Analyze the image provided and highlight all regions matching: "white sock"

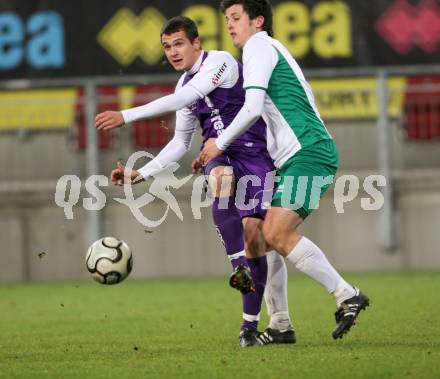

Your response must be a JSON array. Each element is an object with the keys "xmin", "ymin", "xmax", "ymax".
[
  {"xmin": 264, "ymin": 250, "xmax": 292, "ymax": 330},
  {"xmin": 286, "ymin": 237, "xmax": 356, "ymax": 305}
]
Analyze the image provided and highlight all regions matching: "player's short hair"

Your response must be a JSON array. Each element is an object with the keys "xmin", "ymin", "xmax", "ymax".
[
  {"xmin": 160, "ymin": 16, "xmax": 199, "ymax": 42},
  {"xmin": 220, "ymin": 0, "xmax": 273, "ymax": 37}
]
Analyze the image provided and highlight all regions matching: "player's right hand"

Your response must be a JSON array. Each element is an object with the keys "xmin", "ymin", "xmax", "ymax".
[{"xmin": 95, "ymin": 111, "xmax": 125, "ymax": 130}]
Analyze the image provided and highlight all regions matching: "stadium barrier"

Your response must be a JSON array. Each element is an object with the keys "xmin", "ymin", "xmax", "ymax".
[{"xmin": 1, "ymin": 67, "xmax": 440, "ymax": 281}]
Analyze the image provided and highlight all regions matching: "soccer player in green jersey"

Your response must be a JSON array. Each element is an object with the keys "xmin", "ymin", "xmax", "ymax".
[{"xmin": 200, "ymin": 0, "xmax": 369, "ymax": 340}]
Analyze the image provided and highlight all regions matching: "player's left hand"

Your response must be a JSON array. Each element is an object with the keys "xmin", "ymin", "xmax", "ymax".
[
  {"xmin": 111, "ymin": 162, "xmax": 144, "ymax": 186},
  {"xmin": 200, "ymin": 138, "xmax": 223, "ymax": 165}
]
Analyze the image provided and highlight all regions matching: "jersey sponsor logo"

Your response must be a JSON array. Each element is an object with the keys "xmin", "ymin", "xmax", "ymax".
[
  {"xmin": 204, "ymin": 97, "xmax": 225, "ymax": 135},
  {"xmin": 211, "ymin": 62, "xmax": 227, "ymax": 86},
  {"xmin": 189, "ymin": 101, "xmax": 198, "ymax": 112}
]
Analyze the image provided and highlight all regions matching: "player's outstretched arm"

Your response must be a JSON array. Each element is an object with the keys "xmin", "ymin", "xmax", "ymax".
[
  {"xmin": 95, "ymin": 85, "xmax": 201, "ymax": 131},
  {"xmin": 121, "ymin": 86, "xmax": 201, "ymax": 125}
]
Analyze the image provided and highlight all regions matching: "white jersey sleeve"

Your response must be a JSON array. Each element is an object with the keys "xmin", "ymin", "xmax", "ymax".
[
  {"xmin": 242, "ymin": 35, "xmax": 278, "ymax": 91},
  {"xmin": 185, "ymin": 51, "xmax": 239, "ymax": 97},
  {"xmin": 215, "ymin": 35, "xmax": 277, "ymax": 150},
  {"xmin": 121, "ymin": 80, "xmax": 200, "ymax": 124},
  {"xmin": 137, "ymin": 106, "xmax": 197, "ymax": 179},
  {"xmin": 121, "ymin": 52, "xmax": 239, "ymax": 124}
]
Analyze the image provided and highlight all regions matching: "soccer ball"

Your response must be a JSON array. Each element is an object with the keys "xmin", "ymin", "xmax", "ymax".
[{"xmin": 85, "ymin": 237, "xmax": 133, "ymax": 285}]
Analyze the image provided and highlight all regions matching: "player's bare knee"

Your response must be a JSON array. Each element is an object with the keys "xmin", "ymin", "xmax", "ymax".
[
  {"xmin": 263, "ymin": 222, "xmax": 286, "ymax": 252},
  {"xmin": 244, "ymin": 240, "xmax": 258, "ymax": 258},
  {"xmin": 263, "ymin": 220, "xmax": 303, "ymax": 256},
  {"xmin": 208, "ymin": 166, "xmax": 235, "ymax": 197},
  {"xmin": 262, "ymin": 222, "xmax": 282, "ymax": 251},
  {"xmin": 243, "ymin": 218, "xmax": 265, "ymax": 257},
  {"xmin": 244, "ymin": 231, "xmax": 261, "ymax": 256}
]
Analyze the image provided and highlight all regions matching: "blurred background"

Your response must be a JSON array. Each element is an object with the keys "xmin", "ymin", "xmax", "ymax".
[{"xmin": 0, "ymin": 0, "xmax": 439, "ymax": 283}]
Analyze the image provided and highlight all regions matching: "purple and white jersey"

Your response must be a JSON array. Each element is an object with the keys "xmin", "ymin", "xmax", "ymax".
[{"xmin": 176, "ymin": 51, "xmax": 268, "ymax": 154}]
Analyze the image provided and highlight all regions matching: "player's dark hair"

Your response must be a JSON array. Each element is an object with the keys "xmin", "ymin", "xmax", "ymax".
[
  {"xmin": 220, "ymin": 0, "xmax": 273, "ymax": 37},
  {"xmin": 160, "ymin": 16, "xmax": 199, "ymax": 42}
]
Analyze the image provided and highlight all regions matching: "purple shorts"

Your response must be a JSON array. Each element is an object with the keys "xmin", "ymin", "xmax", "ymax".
[{"xmin": 203, "ymin": 150, "xmax": 275, "ymax": 219}]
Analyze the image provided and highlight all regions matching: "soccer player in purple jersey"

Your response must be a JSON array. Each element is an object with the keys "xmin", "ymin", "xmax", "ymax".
[{"xmin": 95, "ymin": 16, "xmax": 294, "ymax": 347}]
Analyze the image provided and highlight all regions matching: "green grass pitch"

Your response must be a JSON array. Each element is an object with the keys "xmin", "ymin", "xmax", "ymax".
[{"xmin": 1, "ymin": 272, "xmax": 439, "ymax": 379}]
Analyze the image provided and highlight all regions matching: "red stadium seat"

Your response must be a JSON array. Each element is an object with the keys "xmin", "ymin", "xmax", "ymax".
[
  {"xmin": 131, "ymin": 84, "xmax": 175, "ymax": 149},
  {"xmin": 75, "ymin": 87, "xmax": 116, "ymax": 150},
  {"xmin": 403, "ymin": 75, "xmax": 440, "ymax": 140}
]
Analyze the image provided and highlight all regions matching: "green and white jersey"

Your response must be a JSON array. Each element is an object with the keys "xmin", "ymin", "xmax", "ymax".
[{"xmin": 243, "ymin": 31, "xmax": 331, "ymax": 168}]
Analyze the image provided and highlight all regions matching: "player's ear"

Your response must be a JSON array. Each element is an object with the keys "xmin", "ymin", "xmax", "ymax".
[{"xmin": 254, "ymin": 15, "xmax": 265, "ymax": 30}]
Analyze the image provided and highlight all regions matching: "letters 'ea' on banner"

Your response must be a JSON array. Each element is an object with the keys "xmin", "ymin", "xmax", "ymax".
[{"xmin": 0, "ymin": 0, "xmax": 439, "ymax": 78}]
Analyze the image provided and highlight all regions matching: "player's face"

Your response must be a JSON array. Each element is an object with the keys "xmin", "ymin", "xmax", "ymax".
[
  {"xmin": 161, "ymin": 31, "xmax": 201, "ymax": 72},
  {"xmin": 224, "ymin": 4, "xmax": 262, "ymax": 48}
]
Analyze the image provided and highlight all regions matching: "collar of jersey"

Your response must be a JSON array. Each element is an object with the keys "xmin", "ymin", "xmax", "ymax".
[
  {"xmin": 255, "ymin": 31, "xmax": 268, "ymax": 37},
  {"xmin": 187, "ymin": 51, "xmax": 205, "ymax": 75},
  {"xmin": 245, "ymin": 31, "xmax": 268, "ymax": 46}
]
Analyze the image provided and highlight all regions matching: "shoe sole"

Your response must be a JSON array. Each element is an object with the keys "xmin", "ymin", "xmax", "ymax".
[
  {"xmin": 239, "ymin": 341, "xmax": 263, "ymax": 348},
  {"xmin": 258, "ymin": 330, "xmax": 297, "ymax": 345},
  {"xmin": 332, "ymin": 294, "xmax": 370, "ymax": 339},
  {"xmin": 268, "ymin": 337, "xmax": 296, "ymax": 345},
  {"xmin": 229, "ymin": 271, "xmax": 254, "ymax": 294},
  {"xmin": 274, "ymin": 337, "xmax": 296, "ymax": 344}
]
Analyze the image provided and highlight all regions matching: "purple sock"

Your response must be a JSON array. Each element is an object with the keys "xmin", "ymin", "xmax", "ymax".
[
  {"xmin": 212, "ymin": 197, "xmax": 246, "ymax": 269},
  {"xmin": 241, "ymin": 255, "xmax": 268, "ymax": 331},
  {"xmin": 212, "ymin": 197, "xmax": 264, "ymax": 332}
]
